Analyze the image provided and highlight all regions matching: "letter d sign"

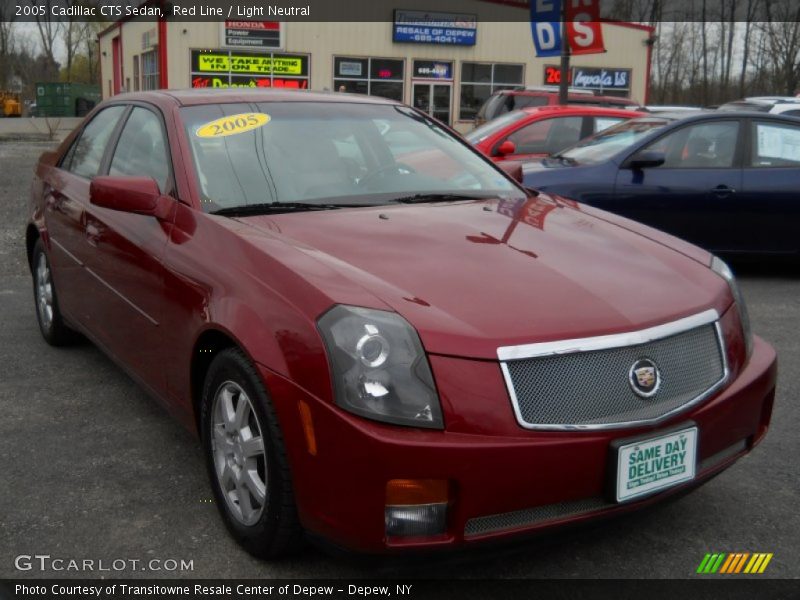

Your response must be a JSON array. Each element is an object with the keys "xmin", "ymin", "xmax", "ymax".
[{"xmin": 530, "ymin": 0, "xmax": 562, "ymax": 57}]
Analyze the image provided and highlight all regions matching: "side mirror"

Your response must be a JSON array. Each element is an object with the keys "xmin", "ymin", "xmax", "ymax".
[
  {"xmin": 495, "ymin": 140, "xmax": 517, "ymax": 156},
  {"xmin": 624, "ymin": 150, "xmax": 666, "ymax": 170},
  {"xmin": 90, "ymin": 176, "xmax": 171, "ymax": 219},
  {"xmin": 497, "ymin": 160, "xmax": 523, "ymax": 183}
]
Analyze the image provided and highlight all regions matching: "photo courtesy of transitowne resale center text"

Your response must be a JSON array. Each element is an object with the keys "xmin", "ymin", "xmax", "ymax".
[{"xmin": 0, "ymin": 0, "xmax": 798, "ymax": 598}]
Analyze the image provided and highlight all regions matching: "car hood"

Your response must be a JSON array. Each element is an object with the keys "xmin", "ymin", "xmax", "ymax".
[{"xmin": 237, "ymin": 196, "xmax": 728, "ymax": 360}]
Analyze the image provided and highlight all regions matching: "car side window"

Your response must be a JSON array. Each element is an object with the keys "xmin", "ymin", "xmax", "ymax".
[
  {"xmin": 65, "ymin": 106, "xmax": 126, "ymax": 178},
  {"xmin": 750, "ymin": 121, "xmax": 800, "ymax": 167},
  {"xmin": 643, "ymin": 121, "xmax": 739, "ymax": 168},
  {"xmin": 507, "ymin": 116, "xmax": 582, "ymax": 155},
  {"xmin": 594, "ymin": 117, "xmax": 625, "ymax": 133},
  {"xmin": 109, "ymin": 107, "xmax": 170, "ymax": 191}
]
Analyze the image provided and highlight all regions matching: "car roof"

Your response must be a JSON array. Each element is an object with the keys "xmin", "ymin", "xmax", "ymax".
[
  {"xmin": 744, "ymin": 96, "xmax": 800, "ymax": 104},
  {"xmin": 520, "ymin": 105, "xmax": 645, "ymax": 116},
  {"xmin": 104, "ymin": 88, "xmax": 401, "ymax": 107},
  {"xmin": 495, "ymin": 88, "xmax": 637, "ymax": 103},
  {"xmin": 631, "ymin": 110, "xmax": 800, "ymax": 124},
  {"xmin": 643, "ymin": 105, "xmax": 702, "ymax": 112}
]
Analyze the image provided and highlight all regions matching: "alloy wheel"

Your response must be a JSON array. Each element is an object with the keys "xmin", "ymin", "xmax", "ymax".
[
  {"xmin": 36, "ymin": 252, "xmax": 54, "ymax": 331},
  {"xmin": 211, "ymin": 381, "xmax": 268, "ymax": 526}
]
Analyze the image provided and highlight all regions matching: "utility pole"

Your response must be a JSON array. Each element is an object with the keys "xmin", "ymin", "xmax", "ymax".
[{"xmin": 558, "ymin": 1, "xmax": 570, "ymax": 105}]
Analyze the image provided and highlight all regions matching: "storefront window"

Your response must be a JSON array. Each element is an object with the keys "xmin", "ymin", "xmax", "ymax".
[
  {"xmin": 334, "ymin": 56, "xmax": 404, "ymax": 102},
  {"xmin": 459, "ymin": 62, "xmax": 524, "ymax": 121},
  {"xmin": 141, "ymin": 50, "xmax": 159, "ymax": 91},
  {"xmin": 190, "ymin": 50, "xmax": 310, "ymax": 90}
]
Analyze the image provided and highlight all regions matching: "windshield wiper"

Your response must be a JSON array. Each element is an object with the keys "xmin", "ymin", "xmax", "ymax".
[
  {"xmin": 392, "ymin": 193, "xmax": 499, "ymax": 204},
  {"xmin": 210, "ymin": 202, "xmax": 347, "ymax": 216}
]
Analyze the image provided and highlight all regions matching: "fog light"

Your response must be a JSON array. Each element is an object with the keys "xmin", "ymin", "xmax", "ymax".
[
  {"xmin": 385, "ymin": 479, "xmax": 449, "ymax": 537},
  {"xmin": 385, "ymin": 504, "xmax": 447, "ymax": 537}
]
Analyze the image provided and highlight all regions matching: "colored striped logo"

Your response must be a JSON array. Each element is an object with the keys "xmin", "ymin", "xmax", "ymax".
[{"xmin": 697, "ymin": 552, "xmax": 773, "ymax": 574}]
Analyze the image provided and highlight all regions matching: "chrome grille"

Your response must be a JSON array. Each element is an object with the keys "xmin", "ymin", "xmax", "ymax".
[{"xmin": 499, "ymin": 311, "xmax": 727, "ymax": 430}]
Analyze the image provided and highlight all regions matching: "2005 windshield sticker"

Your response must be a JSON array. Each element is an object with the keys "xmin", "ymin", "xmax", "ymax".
[{"xmin": 196, "ymin": 113, "xmax": 270, "ymax": 138}]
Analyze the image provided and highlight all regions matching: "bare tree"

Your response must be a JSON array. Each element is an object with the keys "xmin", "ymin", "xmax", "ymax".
[
  {"xmin": 29, "ymin": 0, "xmax": 62, "ymax": 72},
  {"xmin": 0, "ymin": 4, "xmax": 17, "ymax": 88},
  {"xmin": 759, "ymin": 1, "xmax": 800, "ymax": 95},
  {"xmin": 700, "ymin": 1, "xmax": 709, "ymax": 105},
  {"xmin": 62, "ymin": 1, "xmax": 104, "ymax": 82},
  {"xmin": 739, "ymin": 0, "xmax": 761, "ymax": 96}
]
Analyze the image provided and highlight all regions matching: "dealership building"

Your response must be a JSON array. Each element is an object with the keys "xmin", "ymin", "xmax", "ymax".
[{"xmin": 98, "ymin": 1, "xmax": 652, "ymax": 131}]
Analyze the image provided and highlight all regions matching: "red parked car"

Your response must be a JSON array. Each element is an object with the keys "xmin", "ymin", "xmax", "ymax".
[
  {"xmin": 27, "ymin": 90, "xmax": 776, "ymax": 558},
  {"xmin": 473, "ymin": 87, "xmax": 640, "ymax": 126},
  {"xmin": 466, "ymin": 105, "xmax": 647, "ymax": 163}
]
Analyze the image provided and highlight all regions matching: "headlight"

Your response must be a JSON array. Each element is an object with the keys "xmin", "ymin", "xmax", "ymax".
[
  {"xmin": 317, "ymin": 305, "xmax": 443, "ymax": 429},
  {"xmin": 711, "ymin": 256, "xmax": 752, "ymax": 359}
]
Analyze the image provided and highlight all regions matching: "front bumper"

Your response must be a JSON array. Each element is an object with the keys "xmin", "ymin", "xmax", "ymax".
[{"xmin": 260, "ymin": 334, "xmax": 776, "ymax": 555}]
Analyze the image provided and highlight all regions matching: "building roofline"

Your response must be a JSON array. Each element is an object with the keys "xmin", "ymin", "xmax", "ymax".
[{"xmin": 98, "ymin": 0, "xmax": 656, "ymax": 39}]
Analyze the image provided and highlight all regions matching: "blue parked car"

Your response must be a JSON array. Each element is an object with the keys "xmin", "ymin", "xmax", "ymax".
[{"xmin": 522, "ymin": 111, "xmax": 800, "ymax": 255}]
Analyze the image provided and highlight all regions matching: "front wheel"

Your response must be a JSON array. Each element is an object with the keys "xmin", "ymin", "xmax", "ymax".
[{"xmin": 200, "ymin": 348, "xmax": 303, "ymax": 558}]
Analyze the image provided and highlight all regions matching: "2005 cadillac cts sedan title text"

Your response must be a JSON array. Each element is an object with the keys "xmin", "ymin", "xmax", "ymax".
[{"xmin": 26, "ymin": 89, "xmax": 776, "ymax": 558}]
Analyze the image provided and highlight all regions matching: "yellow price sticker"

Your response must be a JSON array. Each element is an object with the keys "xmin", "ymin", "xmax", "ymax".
[{"xmin": 196, "ymin": 113, "xmax": 271, "ymax": 138}]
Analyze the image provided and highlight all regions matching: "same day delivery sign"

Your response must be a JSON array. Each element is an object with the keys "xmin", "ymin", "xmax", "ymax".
[{"xmin": 530, "ymin": 0, "xmax": 605, "ymax": 57}]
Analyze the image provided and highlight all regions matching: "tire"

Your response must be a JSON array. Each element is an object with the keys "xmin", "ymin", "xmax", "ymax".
[
  {"xmin": 200, "ymin": 348, "xmax": 303, "ymax": 558},
  {"xmin": 32, "ymin": 238, "xmax": 79, "ymax": 346}
]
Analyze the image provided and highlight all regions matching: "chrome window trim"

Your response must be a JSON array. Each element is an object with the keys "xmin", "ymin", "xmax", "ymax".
[{"xmin": 499, "ymin": 309, "xmax": 729, "ymax": 431}]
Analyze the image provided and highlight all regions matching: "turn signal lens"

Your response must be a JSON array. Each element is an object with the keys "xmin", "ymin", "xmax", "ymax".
[{"xmin": 386, "ymin": 479, "xmax": 449, "ymax": 505}]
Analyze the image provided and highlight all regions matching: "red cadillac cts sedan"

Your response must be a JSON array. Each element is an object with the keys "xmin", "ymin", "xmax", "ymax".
[{"xmin": 27, "ymin": 90, "xmax": 776, "ymax": 558}]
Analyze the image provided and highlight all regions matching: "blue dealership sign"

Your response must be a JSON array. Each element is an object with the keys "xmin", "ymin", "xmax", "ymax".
[
  {"xmin": 393, "ymin": 10, "xmax": 477, "ymax": 46},
  {"xmin": 530, "ymin": 0, "xmax": 562, "ymax": 57}
]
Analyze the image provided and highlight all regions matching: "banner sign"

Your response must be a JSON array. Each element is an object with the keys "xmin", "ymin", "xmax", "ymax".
[
  {"xmin": 191, "ymin": 50, "xmax": 309, "ymax": 89},
  {"xmin": 544, "ymin": 65, "xmax": 631, "ymax": 91},
  {"xmin": 530, "ymin": 0, "xmax": 562, "ymax": 57},
  {"xmin": 393, "ymin": 10, "xmax": 477, "ymax": 46},
  {"xmin": 191, "ymin": 75, "xmax": 309, "ymax": 89},
  {"xmin": 192, "ymin": 51, "xmax": 308, "ymax": 75},
  {"xmin": 573, "ymin": 66, "xmax": 630, "ymax": 90},
  {"xmin": 530, "ymin": 0, "xmax": 605, "ymax": 57},
  {"xmin": 222, "ymin": 21, "xmax": 282, "ymax": 49}
]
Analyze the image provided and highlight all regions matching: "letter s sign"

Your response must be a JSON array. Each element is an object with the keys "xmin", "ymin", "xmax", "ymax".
[{"xmin": 566, "ymin": 0, "xmax": 605, "ymax": 55}]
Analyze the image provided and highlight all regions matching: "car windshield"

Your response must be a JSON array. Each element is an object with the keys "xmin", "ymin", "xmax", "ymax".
[
  {"xmin": 558, "ymin": 118, "xmax": 670, "ymax": 165},
  {"xmin": 181, "ymin": 101, "xmax": 523, "ymax": 213},
  {"xmin": 465, "ymin": 110, "xmax": 529, "ymax": 144}
]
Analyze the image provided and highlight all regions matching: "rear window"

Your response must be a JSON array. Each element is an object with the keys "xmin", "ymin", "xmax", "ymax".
[
  {"xmin": 480, "ymin": 94, "xmax": 548, "ymax": 122},
  {"xmin": 476, "ymin": 94, "xmax": 504, "ymax": 122}
]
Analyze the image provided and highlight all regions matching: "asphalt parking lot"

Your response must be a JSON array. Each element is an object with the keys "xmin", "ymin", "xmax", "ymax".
[{"xmin": 0, "ymin": 140, "xmax": 798, "ymax": 580}]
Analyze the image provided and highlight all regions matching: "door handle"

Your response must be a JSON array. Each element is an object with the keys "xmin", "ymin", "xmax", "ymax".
[
  {"xmin": 711, "ymin": 185, "xmax": 736, "ymax": 198},
  {"xmin": 46, "ymin": 189, "xmax": 65, "ymax": 210},
  {"xmin": 85, "ymin": 222, "xmax": 102, "ymax": 247}
]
